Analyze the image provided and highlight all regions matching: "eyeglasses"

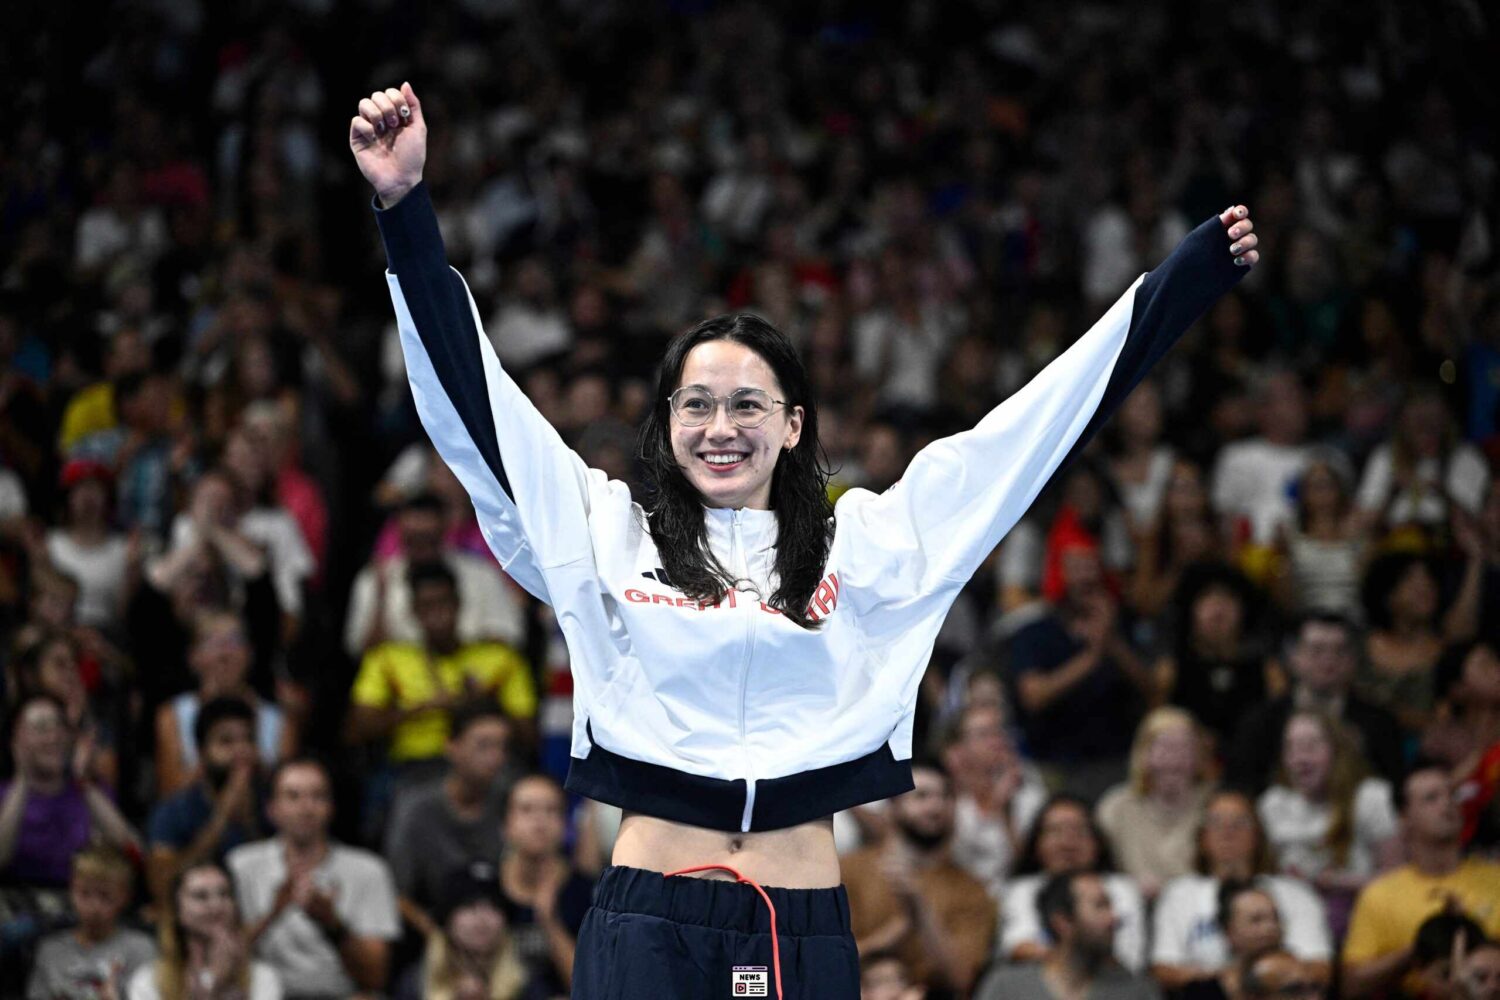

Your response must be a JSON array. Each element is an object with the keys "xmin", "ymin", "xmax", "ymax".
[{"xmin": 668, "ymin": 387, "xmax": 787, "ymax": 429}]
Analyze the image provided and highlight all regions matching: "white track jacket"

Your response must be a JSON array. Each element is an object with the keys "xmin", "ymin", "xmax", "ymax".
[{"xmin": 376, "ymin": 184, "xmax": 1245, "ymax": 832}]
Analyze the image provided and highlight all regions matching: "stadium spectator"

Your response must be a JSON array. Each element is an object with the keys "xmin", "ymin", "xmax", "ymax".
[
  {"xmin": 495, "ymin": 775, "xmax": 592, "ymax": 997},
  {"xmin": 1152, "ymin": 790, "xmax": 1331, "ymax": 989},
  {"xmin": 1359, "ymin": 552, "xmax": 1447, "ymax": 733},
  {"xmin": 384, "ymin": 702, "xmax": 516, "ymax": 938},
  {"xmin": 1227, "ymin": 613, "xmax": 1404, "ymax": 792},
  {"xmin": 1257, "ymin": 711, "xmax": 1398, "ymax": 933},
  {"xmin": 1270, "ymin": 449, "xmax": 1369, "ymax": 621},
  {"xmin": 1011, "ymin": 544, "xmax": 1151, "ymax": 800},
  {"xmin": 841, "ymin": 759, "xmax": 997, "ymax": 996},
  {"xmin": 976, "ymin": 870, "xmax": 1162, "ymax": 1000},
  {"xmin": 343, "ymin": 493, "xmax": 524, "ymax": 659},
  {"xmin": 126, "ymin": 861, "xmax": 281, "ymax": 1000},
  {"xmin": 1342, "ymin": 764, "xmax": 1500, "ymax": 998},
  {"xmin": 154, "ymin": 607, "xmax": 296, "ymax": 797},
  {"xmin": 230, "ymin": 758, "xmax": 399, "ymax": 999},
  {"xmin": 346, "ymin": 559, "xmax": 534, "ymax": 843},
  {"xmin": 1171, "ymin": 881, "xmax": 1289, "ymax": 1000},
  {"xmin": 45, "ymin": 459, "xmax": 132, "ymax": 633},
  {"xmin": 0, "ymin": 693, "xmax": 139, "ymax": 890},
  {"xmin": 1356, "ymin": 388, "xmax": 1489, "ymax": 546},
  {"xmin": 1128, "ymin": 459, "xmax": 1223, "ymax": 621},
  {"xmin": 939, "ymin": 699, "xmax": 1049, "ymax": 895},
  {"xmin": 25, "ymin": 846, "xmax": 156, "ymax": 1000},
  {"xmin": 1151, "ymin": 567, "xmax": 1270, "ymax": 745},
  {"xmin": 1002, "ymin": 794, "xmax": 1148, "ymax": 972},
  {"xmin": 1209, "ymin": 370, "xmax": 1312, "ymax": 547},
  {"xmin": 146, "ymin": 697, "xmax": 263, "ymax": 904},
  {"xmin": 391, "ymin": 861, "xmax": 543, "ymax": 1000},
  {"xmin": 1097, "ymin": 707, "xmax": 1214, "ymax": 898}
]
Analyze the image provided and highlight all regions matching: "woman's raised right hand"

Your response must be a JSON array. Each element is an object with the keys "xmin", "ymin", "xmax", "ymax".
[{"xmin": 349, "ymin": 82, "xmax": 427, "ymax": 208}]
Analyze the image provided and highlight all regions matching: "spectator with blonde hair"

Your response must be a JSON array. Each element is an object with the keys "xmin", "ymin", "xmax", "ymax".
[
  {"xmin": 1097, "ymin": 707, "xmax": 1215, "ymax": 898},
  {"xmin": 393, "ymin": 861, "xmax": 543, "ymax": 1000},
  {"xmin": 1257, "ymin": 711, "xmax": 1398, "ymax": 936},
  {"xmin": 126, "ymin": 861, "xmax": 281, "ymax": 1000},
  {"xmin": 26, "ymin": 846, "xmax": 156, "ymax": 1000}
]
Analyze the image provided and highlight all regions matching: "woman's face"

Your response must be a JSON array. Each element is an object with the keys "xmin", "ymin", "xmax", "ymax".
[
  {"xmin": 190, "ymin": 617, "xmax": 251, "ymax": 693},
  {"xmin": 1036, "ymin": 802, "xmax": 1098, "ymax": 873},
  {"xmin": 1225, "ymin": 890, "xmax": 1283, "ymax": 957},
  {"xmin": 67, "ymin": 479, "xmax": 109, "ymax": 526},
  {"xmin": 1300, "ymin": 463, "xmax": 1344, "ymax": 516},
  {"xmin": 1165, "ymin": 462, "xmax": 1207, "ymax": 520},
  {"xmin": 1146, "ymin": 722, "xmax": 1199, "ymax": 788},
  {"xmin": 1390, "ymin": 563, "xmax": 1439, "ymax": 623},
  {"xmin": 448, "ymin": 900, "xmax": 505, "ymax": 955},
  {"xmin": 37, "ymin": 641, "xmax": 84, "ymax": 704},
  {"xmin": 1201, "ymin": 794, "xmax": 1258, "ymax": 870},
  {"xmin": 1282, "ymin": 716, "xmax": 1333, "ymax": 796},
  {"xmin": 1462, "ymin": 644, "xmax": 1500, "ymax": 704},
  {"xmin": 668, "ymin": 340, "xmax": 803, "ymax": 511},
  {"xmin": 177, "ymin": 867, "xmax": 236, "ymax": 937},
  {"xmin": 1118, "ymin": 382, "xmax": 1163, "ymax": 442},
  {"xmin": 1191, "ymin": 587, "xmax": 1243, "ymax": 643}
]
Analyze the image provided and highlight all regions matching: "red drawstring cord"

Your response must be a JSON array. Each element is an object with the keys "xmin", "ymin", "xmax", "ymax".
[{"xmin": 663, "ymin": 864, "xmax": 783, "ymax": 1000}]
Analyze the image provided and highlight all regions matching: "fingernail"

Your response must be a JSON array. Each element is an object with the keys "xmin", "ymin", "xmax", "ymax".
[
  {"xmin": 399, "ymin": 106, "xmax": 411, "ymax": 119},
  {"xmin": 1236, "ymin": 207, "xmax": 1247, "ymax": 217},
  {"xmin": 387, "ymin": 116, "xmax": 398, "ymax": 127},
  {"xmin": 375, "ymin": 120, "xmax": 386, "ymax": 134},
  {"xmin": 1235, "ymin": 256, "xmax": 1246, "ymax": 266},
  {"xmin": 1229, "ymin": 226, "xmax": 1241, "ymax": 237},
  {"xmin": 1231, "ymin": 243, "xmax": 1242, "ymax": 255}
]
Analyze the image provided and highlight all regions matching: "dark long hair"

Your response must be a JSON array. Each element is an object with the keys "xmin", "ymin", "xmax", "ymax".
[{"xmin": 638, "ymin": 314, "xmax": 835, "ymax": 629}]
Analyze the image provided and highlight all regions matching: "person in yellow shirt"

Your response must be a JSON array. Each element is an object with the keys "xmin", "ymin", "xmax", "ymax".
[
  {"xmin": 347, "ymin": 560, "xmax": 535, "ymax": 776},
  {"xmin": 1342, "ymin": 764, "xmax": 1500, "ymax": 998}
]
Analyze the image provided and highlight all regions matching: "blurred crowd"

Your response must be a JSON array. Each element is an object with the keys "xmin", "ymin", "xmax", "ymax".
[{"xmin": 0, "ymin": 0, "xmax": 1497, "ymax": 997}]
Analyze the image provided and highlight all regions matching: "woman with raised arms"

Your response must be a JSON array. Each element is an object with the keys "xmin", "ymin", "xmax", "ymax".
[{"xmin": 348, "ymin": 81, "xmax": 1261, "ymax": 999}]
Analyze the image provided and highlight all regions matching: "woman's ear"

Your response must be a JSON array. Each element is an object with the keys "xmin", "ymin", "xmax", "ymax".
[{"xmin": 784, "ymin": 405, "xmax": 804, "ymax": 451}]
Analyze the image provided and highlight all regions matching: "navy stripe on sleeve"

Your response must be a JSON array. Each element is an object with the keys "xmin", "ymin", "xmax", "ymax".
[
  {"xmin": 1050, "ymin": 214, "xmax": 1247, "ymax": 480},
  {"xmin": 374, "ymin": 182, "xmax": 514, "ymax": 500}
]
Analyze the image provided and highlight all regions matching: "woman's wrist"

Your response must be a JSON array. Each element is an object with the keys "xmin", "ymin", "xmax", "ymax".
[{"xmin": 377, "ymin": 180, "xmax": 419, "ymax": 209}]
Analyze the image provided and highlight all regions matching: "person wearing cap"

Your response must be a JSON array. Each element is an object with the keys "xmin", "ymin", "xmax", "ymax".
[
  {"xmin": 393, "ymin": 862, "xmax": 545, "ymax": 1000},
  {"xmin": 47, "ymin": 458, "xmax": 134, "ymax": 633}
]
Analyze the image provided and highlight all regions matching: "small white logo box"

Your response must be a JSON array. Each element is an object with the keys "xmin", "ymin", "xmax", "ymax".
[{"xmin": 731, "ymin": 966, "xmax": 769, "ymax": 996}]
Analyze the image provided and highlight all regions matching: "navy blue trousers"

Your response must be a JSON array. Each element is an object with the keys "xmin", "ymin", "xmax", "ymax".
[{"xmin": 572, "ymin": 865, "xmax": 860, "ymax": 999}]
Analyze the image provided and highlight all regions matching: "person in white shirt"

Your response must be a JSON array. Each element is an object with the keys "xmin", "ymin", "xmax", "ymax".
[
  {"xmin": 1003, "ymin": 794, "xmax": 1148, "ymax": 972},
  {"xmin": 46, "ymin": 459, "xmax": 131, "ymax": 631},
  {"xmin": 229, "ymin": 759, "xmax": 400, "ymax": 999},
  {"xmin": 1152, "ymin": 789, "xmax": 1331, "ymax": 989},
  {"xmin": 939, "ymin": 700, "xmax": 1049, "ymax": 896},
  {"xmin": 343, "ymin": 492, "xmax": 524, "ymax": 657},
  {"xmin": 1356, "ymin": 387, "xmax": 1490, "ymax": 537},
  {"xmin": 1210, "ymin": 370, "xmax": 1311, "ymax": 545},
  {"xmin": 128, "ymin": 862, "xmax": 282, "ymax": 1000},
  {"xmin": 1257, "ymin": 711, "xmax": 1399, "ymax": 906}
]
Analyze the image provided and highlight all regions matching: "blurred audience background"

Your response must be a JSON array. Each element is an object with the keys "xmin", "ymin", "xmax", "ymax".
[{"xmin": 0, "ymin": 0, "xmax": 1496, "ymax": 997}]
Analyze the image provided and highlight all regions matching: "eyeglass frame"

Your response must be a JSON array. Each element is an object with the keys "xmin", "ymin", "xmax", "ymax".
[{"xmin": 666, "ymin": 386, "xmax": 790, "ymax": 429}]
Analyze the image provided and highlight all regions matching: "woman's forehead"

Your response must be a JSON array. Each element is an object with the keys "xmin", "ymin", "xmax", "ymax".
[{"xmin": 679, "ymin": 340, "xmax": 778, "ymax": 389}]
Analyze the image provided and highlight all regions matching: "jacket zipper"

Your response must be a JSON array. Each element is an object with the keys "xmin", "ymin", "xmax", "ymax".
[{"xmin": 732, "ymin": 510, "xmax": 758, "ymax": 832}]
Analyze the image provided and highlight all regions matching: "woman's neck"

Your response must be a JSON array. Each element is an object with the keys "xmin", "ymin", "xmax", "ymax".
[
  {"xmin": 1387, "ymin": 617, "xmax": 1430, "ymax": 641},
  {"xmin": 1304, "ymin": 510, "xmax": 1343, "ymax": 539},
  {"xmin": 1293, "ymin": 779, "xmax": 1328, "ymax": 804},
  {"xmin": 69, "ymin": 522, "xmax": 107, "ymax": 545},
  {"xmin": 1150, "ymin": 780, "xmax": 1194, "ymax": 810}
]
